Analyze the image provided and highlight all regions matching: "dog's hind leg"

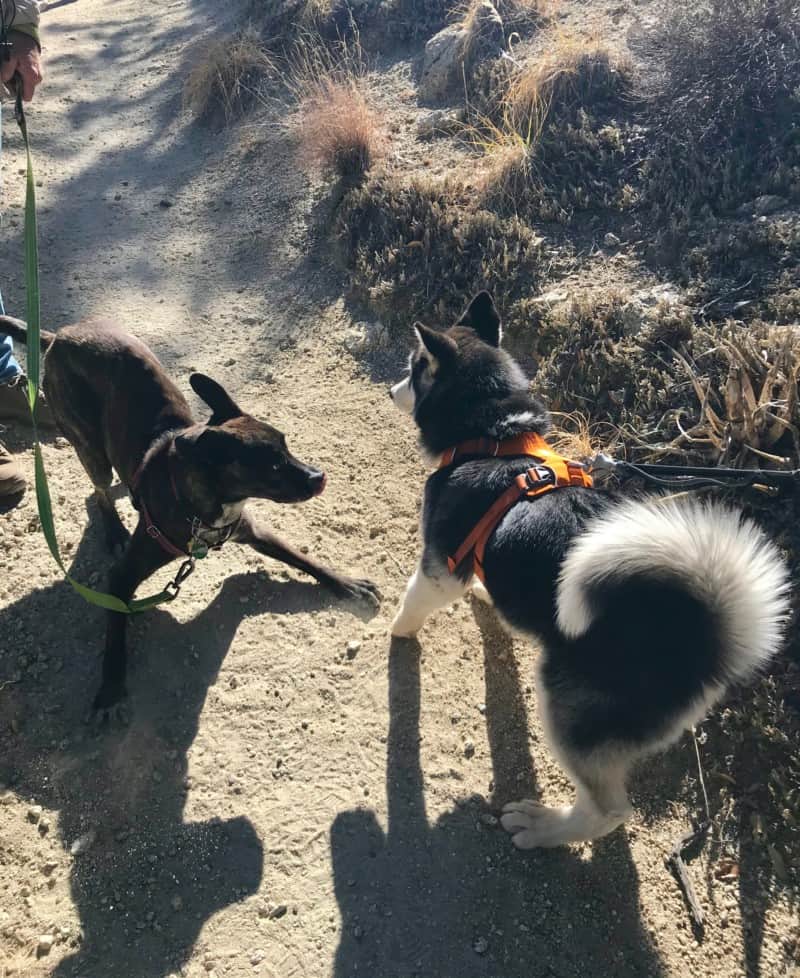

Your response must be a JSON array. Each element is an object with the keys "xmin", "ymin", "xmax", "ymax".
[
  {"xmin": 93, "ymin": 524, "xmax": 173, "ymax": 722},
  {"xmin": 60, "ymin": 422, "xmax": 130, "ymax": 553},
  {"xmin": 501, "ymin": 760, "xmax": 632, "ymax": 849},
  {"xmin": 501, "ymin": 669, "xmax": 633, "ymax": 848},
  {"xmin": 391, "ymin": 561, "xmax": 469, "ymax": 638}
]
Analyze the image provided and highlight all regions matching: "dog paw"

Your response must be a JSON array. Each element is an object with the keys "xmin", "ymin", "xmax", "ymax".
[
  {"xmin": 500, "ymin": 800, "xmax": 567, "ymax": 849},
  {"xmin": 335, "ymin": 577, "xmax": 382, "ymax": 608}
]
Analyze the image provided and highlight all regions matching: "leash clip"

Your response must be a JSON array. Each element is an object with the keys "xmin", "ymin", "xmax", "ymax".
[{"xmin": 165, "ymin": 556, "xmax": 196, "ymax": 600}]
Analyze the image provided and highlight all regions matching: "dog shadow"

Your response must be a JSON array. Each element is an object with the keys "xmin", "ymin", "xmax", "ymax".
[
  {"xmin": 0, "ymin": 509, "xmax": 357, "ymax": 978},
  {"xmin": 329, "ymin": 603, "xmax": 667, "ymax": 978}
]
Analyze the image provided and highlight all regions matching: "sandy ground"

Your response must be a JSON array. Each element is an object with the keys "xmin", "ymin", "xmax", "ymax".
[{"xmin": 0, "ymin": 1, "xmax": 797, "ymax": 977}]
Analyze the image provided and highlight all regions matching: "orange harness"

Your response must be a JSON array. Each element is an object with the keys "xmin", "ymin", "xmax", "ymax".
[{"xmin": 440, "ymin": 433, "xmax": 593, "ymax": 583}]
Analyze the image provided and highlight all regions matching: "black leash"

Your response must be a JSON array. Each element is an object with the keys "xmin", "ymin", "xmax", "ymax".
[{"xmin": 588, "ymin": 453, "xmax": 800, "ymax": 493}]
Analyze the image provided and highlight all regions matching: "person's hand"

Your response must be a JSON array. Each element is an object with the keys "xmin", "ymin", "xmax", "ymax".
[{"xmin": 1, "ymin": 30, "xmax": 43, "ymax": 102}]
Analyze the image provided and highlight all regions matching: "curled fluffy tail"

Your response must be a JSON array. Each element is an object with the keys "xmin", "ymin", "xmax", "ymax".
[
  {"xmin": 556, "ymin": 498, "xmax": 791, "ymax": 684},
  {"xmin": 0, "ymin": 314, "xmax": 55, "ymax": 351}
]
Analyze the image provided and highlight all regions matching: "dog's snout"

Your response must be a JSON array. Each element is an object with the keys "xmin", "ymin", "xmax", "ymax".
[{"xmin": 309, "ymin": 470, "xmax": 327, "ymax": 496}]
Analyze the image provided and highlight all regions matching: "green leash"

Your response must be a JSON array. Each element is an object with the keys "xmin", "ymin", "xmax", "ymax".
[{"xmin": 11, "ymin": 85, "xmax": 188, "ymax": 613}]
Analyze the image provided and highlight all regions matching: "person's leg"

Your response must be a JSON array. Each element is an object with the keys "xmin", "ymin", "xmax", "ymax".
[
  {"xmin": 0, "ymin": 332, "xmax": 56, "ymax": 427},
  {"xmin": 0, "ymin": 442, "xmax": 25, "ymax": 505},
  {"xmin": 0, "ymin": 334, "xmax": 22, "ymax": 383}
]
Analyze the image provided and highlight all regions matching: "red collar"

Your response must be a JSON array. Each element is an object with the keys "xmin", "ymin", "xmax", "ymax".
[
  {"xmin": 129, "ymin": 442, "xmax": 239, "ymax": 561},
  {"xmin": 442, "ymin": 433, "xmax": 594, "ymax": 583}
]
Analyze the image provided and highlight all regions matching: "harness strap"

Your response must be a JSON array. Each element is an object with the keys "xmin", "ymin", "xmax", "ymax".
[{"xmin": 443, "ymin": 435, "xmax": 593, "ymax": 583}]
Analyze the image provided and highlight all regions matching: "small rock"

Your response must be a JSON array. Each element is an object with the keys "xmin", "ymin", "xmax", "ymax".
[
  {"xmin": 70, "ymin": 829, "xmax": 96, "ymax": 856},
  {"xmin": 603, "ymin": 232, "xmax": 621, "ymax": 248},
  {"xmin": 41, "ymin": 859, "xmax": 59, "ymax": 875},
  {"xmin": 752, "ymin": 194, "xmax": 788, "ymax": 217},
  {"xmin": 529, "ymin": 289, "xmax": 568, "ymax": 306},
  {"xmin": 473, "ymin": 936, "xmax": 489, "ymax": 955},
  {"xmin": 38, "ymin": 817, "xmax": 51, "ymax": 835},
  {"xmin": 419, "ymin": 24, "xmax": 470, "ymax": 101},
  {"xmin": 250, "ymin": 950, "xmax": 266, "ymax": 966},
  {"xmin": 27, "ymin": 805, "xmax": 43, "ymax": 823},
  {"xmin": 171, "ymin": 894, "xmax": 183, "ymax": 911},
  {"xmin": 269, "ymin": 904, "xmax": 288, "ymax": 920},
  {"xmin": 37, "ymin": 934, "xmax": 54, "ymax": 957},
  {"xmin": 480, "ymin": 812, "xmax": 498, "ymax": 827},
  {"xmin": 346, "ymin": 640, "xmax": 361, "ymax": 659},
  {"xmin": 159, "ymin": 198, "xmax": 174, "ymax": 208},
  {"xmin": 464, "ymin": 740, "xmax": 476, "ymax": 759},
  {"xmin": 416, "ymin": 109, "xmax": 463, "ymax": 140}
]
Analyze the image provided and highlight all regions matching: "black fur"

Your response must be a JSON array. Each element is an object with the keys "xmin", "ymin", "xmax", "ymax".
[
  {"xmin": 405, "ymin": 294, "xmax": 740, "ymax": 757},
  {"xmin": 6, "ymin": 316, "xmax": 380, "ymax": 720}
]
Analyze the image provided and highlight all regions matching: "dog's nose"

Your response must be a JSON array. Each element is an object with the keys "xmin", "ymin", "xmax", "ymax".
[{"xmin": 310, "ymin": 471, "xmax": 327, "ymax": 496}]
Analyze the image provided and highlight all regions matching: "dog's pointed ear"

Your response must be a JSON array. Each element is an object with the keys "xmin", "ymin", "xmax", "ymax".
[
  {"xmin": 457, "ymin": 291, "xmax": 502, "ymax": 347},
  {"xmin": 190, "ymin": 373, "xmax": 243, "ymax": 424},
  {"xmin": 414, "ymin": 323, "xmax": 457, "ymax": 370}
]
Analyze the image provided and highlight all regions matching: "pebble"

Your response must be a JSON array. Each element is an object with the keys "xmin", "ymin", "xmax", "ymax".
[
  {"xmin": 159, "ymin": 198, "xmax": 174, "ymax": 208},
  {"xmin": 71, "ymin": 829, "xmax": 96, "ymax": 856},
  {"xmin": 269, "ymin": 904, "xmax": 288, "ymax": 920},
  {"xmin": 346, "ymin": 640, "xmax": 361, "ymax": 659},
  {"xmin": 604, "ymin": 232, "xmax": 621, "ymax": 248},
  {"xmin": 27, "ymin": 805, "xmax": 43, "ymax": 823},
  {"xmin": 250, "ymin": 950, "xmax": 266, "ymax": 966},
  {"xmin": 473, "ymin": 937, "xmax": 489, "ymax": 955},
  {"xmin": 41, "ymin": 860, "xmax": 59, "ymax": 875},
  {"xmin": 171, "ymin": 895, "xmax": 183, "ymax": 911},
  {"xmin": 36, "ymin": 934, "xmax": 54, "ymax": 957},
  {"xmin": 464, "ymin": 740, "xmax": 476, "ymax": 759}
]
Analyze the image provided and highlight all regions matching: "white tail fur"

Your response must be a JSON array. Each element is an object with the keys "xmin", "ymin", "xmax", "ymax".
[{"xmin": 556, "ymin": 499, "xmax": 791, "ymax": 682}]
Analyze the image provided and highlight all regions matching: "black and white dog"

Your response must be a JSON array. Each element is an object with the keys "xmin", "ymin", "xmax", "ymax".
[{"xmin": 389, "ymin": 291, "xmax": 791, "ymax": 849}]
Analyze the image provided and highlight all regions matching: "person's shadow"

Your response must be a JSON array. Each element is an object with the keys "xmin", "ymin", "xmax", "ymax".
[
  {"xmin": 0, "ymin": 498, "xmax": 372, "ymax": 978},
  {"xmin": 330, "ymin": 602, "xmax": 667, "ymax": 978}
]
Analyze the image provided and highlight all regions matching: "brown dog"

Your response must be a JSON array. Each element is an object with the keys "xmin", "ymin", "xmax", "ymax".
[{"xmin": 1, "ymin": 315, "xmax": 380, "ymax": 719}]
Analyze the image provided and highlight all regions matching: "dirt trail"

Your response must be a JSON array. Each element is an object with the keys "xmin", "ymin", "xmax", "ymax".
[{"xmin": 0, "ymin": 2, "xmax": 796, "ymax": 978}]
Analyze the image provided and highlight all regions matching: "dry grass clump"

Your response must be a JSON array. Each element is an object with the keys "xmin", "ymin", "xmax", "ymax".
[
  {"xmin": 531, "ymin": 291, "xmax": 800, "ymax": 467},
  {"xmin": 336, "ymin": 176, "xmax": 547, "ymax": 332},
  {"xmin": 183, "ymin": 27, "xmax": 273, "ymax": 123},
  {"xmin": 297, "ymin": 78, "xmax": 382, "ymax": 181},
  {"xmin": 288, "ymin": 32, "xmax": 383, "ymax": 182},
  {"xmin": 636, "ymin": 0, "xmax": 800, "ymax": 217},
  {"xmin": 471, "ymin": 38, "xmax": 634, "ymax": 221}
]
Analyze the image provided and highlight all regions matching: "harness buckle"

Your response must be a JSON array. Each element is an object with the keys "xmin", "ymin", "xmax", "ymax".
[{"xmin": 524, "ymin": 465, "xmax": 556, "ymax": 491}]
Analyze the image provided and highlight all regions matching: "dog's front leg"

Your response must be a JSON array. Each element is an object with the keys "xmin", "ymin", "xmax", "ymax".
[
  {"xmin": 94, "ymin": 525, "xmax": 173, "ymax": 721},
  {"xmin": 234, "ymin": 511, "xmax": 381, "ymax": 607},
  {"xmin": 391, "ymin": 561, "xmax": 469, "ymax": 638}
]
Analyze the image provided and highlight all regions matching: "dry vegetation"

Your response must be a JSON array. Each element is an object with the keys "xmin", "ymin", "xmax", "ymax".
[
  {"xmin": 183, "ymin": 26, "xmax": 274, "ymax": 122},
  {"xmin": 296, "ymin": 78, "xmax": 382, "ymax": 181},
  {"xmin": 287, "ymin": 33, "xmax": 384, "ymax": 182},
  {"xmin": 223, "ymin": 0, "xmax": 800, "ymax": 889},
  {"xmin": 636, "ymin": 0, "xmax": 800, "ymax": 218}
]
